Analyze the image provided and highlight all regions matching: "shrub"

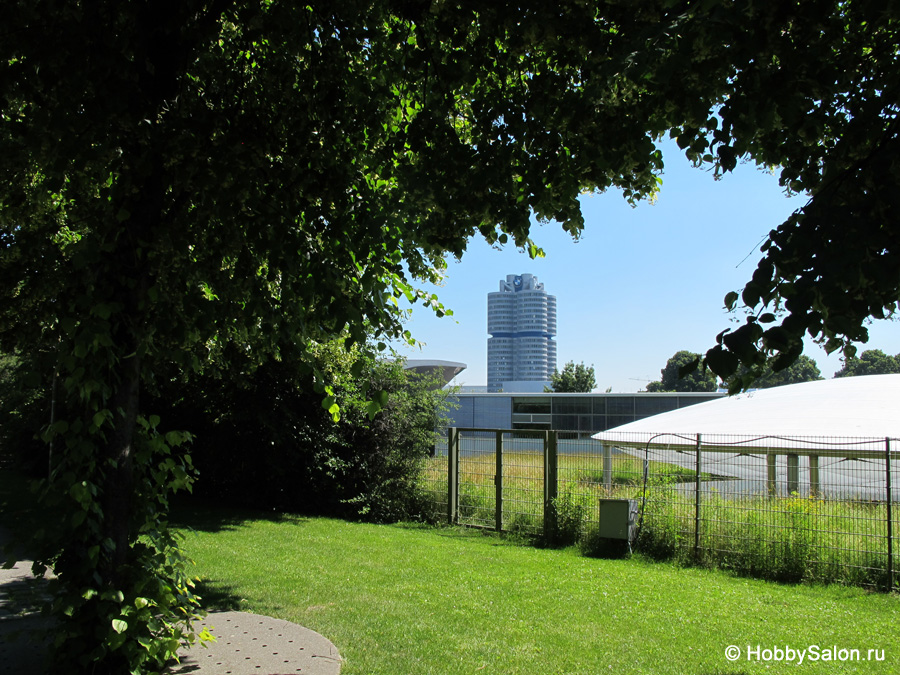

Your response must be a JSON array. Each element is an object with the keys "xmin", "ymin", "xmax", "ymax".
[
  {"xmin": 551, "ymin": 489, "xmax": 591, "ymax": 547},
  {"xmin": 0, "ymin": 349, "xmax": 56, "ymax": 475},
  {"xmin": 151, "ymin": 340, "xmax": 455, "ymax": 523}
]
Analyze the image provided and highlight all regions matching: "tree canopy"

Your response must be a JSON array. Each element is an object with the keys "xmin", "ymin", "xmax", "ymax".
[
  {"xmin": 2, "ymin": 1, "xmax": 899, "ymax": 672},
  {"xmin": 834, "ymin": 349, "xmax": 900, "ymax": 378},
  {"xmin": 646, "ymin": 351, "xmax": 719, "ymax": 393},
  {"xmin": 649, "ymin": 351, "xmax": 823, "ymax": 393},
  {"xmin": 750, "ymin": 354, "xmax": 823, "ymax": 388},
  {"xmin": 694, "ymin": 3, "xmax": 900, "ymax": 389},
  {"xmin": 547, "ymin": 361, "xmax": 596, "ymax": 393}
]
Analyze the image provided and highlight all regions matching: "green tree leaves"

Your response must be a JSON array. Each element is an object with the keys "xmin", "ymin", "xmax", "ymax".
[
  {"xmin": 546, "ymin": 361, "xmax": 596, "ymax": 393},
  {"xmin": 683, "ymin": 3, "xmax": 900, "ymax": 385},
  {"xmin": 834, "ymin": 350, "xmax": 900, "ymax": 378},
  {"xmin": 148, "ymin": 342, "xmax": 455, "ymax": 523},
  {"xmin": 746, "ymin": 355, "xmax": 823, "ymax": 389},
  {"xmin": 3, "ymin": 1, "xmax": 900, "ymax": 670},
  {"xmin": 646, "ymin": 351, "xmax": 719, "ymax": 392}
]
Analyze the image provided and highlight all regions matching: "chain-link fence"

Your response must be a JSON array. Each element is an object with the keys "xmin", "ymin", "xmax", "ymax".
[
  {"xmin": 423, "ymin": 429, "xmax": 552, "ymax": 535},
  {"xmin": 423, "ymin": 428, "xmax": 899, "ymax": 590}
]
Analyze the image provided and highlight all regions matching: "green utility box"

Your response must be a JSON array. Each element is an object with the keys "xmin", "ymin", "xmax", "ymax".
[{"xmin": 598, "ymin": 498, "xmax": 639, "ymax": 543}]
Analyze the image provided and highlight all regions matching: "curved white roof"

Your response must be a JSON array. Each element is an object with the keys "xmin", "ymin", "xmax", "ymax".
[
  {"xmin": 592, "ymin": 375, "xmax": 900, "ymax": 499},
  {"xmin": 593, "ymin": 374, "xmax": 900, "ymax": 452},
  {"xmin": 402, "ymin": 359, "xmax": 466, "ymax": 387}
]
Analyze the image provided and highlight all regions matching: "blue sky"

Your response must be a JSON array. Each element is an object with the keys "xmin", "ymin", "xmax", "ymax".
[{"xmin": 394, "ymin": 140, "xmax": 900, "ymax": 391}]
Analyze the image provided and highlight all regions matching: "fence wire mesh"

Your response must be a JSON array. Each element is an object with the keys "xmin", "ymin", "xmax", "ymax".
[
  {"xmin": 421, "ymin": 450, "xmax": 448, "ymax": 523},
  {"xmin": 426, "ymin": 429, "xmax": 899, "ymax": 590}
]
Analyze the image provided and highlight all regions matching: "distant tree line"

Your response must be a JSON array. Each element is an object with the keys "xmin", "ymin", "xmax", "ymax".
[
  {"xmin": 833, "ymin": 349, "xmax": 900, "ymax": 378},
  {"xmin": 644, "ymin": 348, "xmax": 900, "ymax": 392}
]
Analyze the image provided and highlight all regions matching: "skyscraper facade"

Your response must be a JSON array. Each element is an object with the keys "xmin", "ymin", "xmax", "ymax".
[{"xmin": 487, "ymin": 273, "xmax": 557, "ymax": 392}]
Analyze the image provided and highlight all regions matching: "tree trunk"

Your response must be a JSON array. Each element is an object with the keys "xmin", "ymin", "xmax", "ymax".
[
  {"xmin": 97, "ymin": 161, "xmax": 157, "ymax": 585},
  {"xmin": 101, "ymin": 348, "xmax": 141, "ymax": 584}
]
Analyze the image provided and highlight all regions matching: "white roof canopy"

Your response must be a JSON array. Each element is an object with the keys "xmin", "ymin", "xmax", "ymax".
[
  {"xmin": 592, "ymin": 375, "xmax": 900, "ymax": 499},
  {"xmin": 593, "ymin": 374, "xmax": 900, "ymax": 453}
]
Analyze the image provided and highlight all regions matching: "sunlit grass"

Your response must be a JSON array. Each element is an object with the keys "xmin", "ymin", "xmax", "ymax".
[{"xmin": 177, "ymin": 510, "xmax": 900, "ymax": 675}]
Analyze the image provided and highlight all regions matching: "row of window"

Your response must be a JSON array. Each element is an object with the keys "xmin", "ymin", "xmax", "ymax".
[
  {"xmin": 510, "ymin": 395, "xmax": 721, "ymax": 416},
  {"xmin": 513, "ymin": 415, "xmax": 641, "ymax": 433},
  {"xmin": 450, "ymin": 394, "xmax": 726, "ymax": 432}
]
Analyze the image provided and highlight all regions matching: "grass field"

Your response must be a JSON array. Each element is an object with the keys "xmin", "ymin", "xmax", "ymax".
[
  {"xmin": 422, "ymin": 451, "xmax": 900, "ymax": 589},
  {"xmin": 176, "ymin": 506, "xmax": 900, "ymax": 674},
  {"xmin": 420, "ymin": 451, "xmax": 700, "ymax": 532}
]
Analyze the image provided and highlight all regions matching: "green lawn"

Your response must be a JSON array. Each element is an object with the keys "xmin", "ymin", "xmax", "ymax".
[{"xmin": 176, "ymin": 507, "xmax": 900, "ymax": 674}]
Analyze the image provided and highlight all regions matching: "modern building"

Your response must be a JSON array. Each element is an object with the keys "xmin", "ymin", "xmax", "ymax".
[
  {"xmin": 402, "ymin": 360, "xmax": 467, "ymax": 389},
  {"xmin": 487, "ymin": 273, "xmax": 557, "ymax": 392},
  {"xmin": 447, "ymin": 391, "xmax": 724, "ymax": 436}
]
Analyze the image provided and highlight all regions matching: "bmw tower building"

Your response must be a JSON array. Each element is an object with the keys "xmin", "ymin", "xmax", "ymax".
[{"xmin": 487, "ymin": 274, "xmax": 557, "ymax": 392}]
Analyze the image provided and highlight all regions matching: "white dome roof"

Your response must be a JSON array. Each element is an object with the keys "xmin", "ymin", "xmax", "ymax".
[
  {"xmin": 593, "ymin": 374, "xmax": 900, "ymax": 452},
  {"xmin": 592, "ymin": 375, "xmax": 900, "ymax": 499}
]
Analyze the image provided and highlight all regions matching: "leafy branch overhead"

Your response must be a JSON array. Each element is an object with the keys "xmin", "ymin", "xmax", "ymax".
[
  {"xmin": 695, "ymin": 5, "xmax": 900, "ymax": 388},
  {"xmin": 646, "ymin": 351, "xmax": 718, "ymax": 393},
  {"xmin": 1, "ymin": 1, "xmax": 898, "ymax": 672}
]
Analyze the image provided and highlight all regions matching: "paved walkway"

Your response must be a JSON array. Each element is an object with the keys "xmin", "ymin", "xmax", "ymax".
[
  {"xmin": 172, "ymin": 610, "xmax": 342, "ymax": 675},
  {"xmin": 0, "ymin": 557, "xmax": 54, "ymax": 675},
  {"xmin": 0, "ymin": 557, "xmax": 342, "ymax": 674}
]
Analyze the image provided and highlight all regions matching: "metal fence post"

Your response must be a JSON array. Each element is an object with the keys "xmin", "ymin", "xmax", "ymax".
[
  {"xmin": 495, "ymin": 430, "xmax": 503, "ymax": 532},
  {"xmin": 809, "ymin": 455, "xmax": 820, "ymax": 497},
  {"xmin": 427, "ymin": 426, "xmax": 897, "ymax": 592},
  {"xmin": 602, "ymin": 443, "xmax": 613, "ymax": 494},
  {"xmin": 787, "ymin": 454, "xmax": 800, "ymax": 494},
  {"xmin": 694, "ymin": 433, "xmax": 702, "ymax": 558},
  {"xmin": 544, "ymin": 430, "xmax": 559, "ymax": 542},
  {"xmin": 887, "ymin": 438, "xmax": 894, "ymax": 591},
  {"xmin": 549, "ymin": 430, "xmax": 559, "ymax": 503},
  {"xmin": 448, "ymin": 427, "xmax": 459, "ymax": 525}
]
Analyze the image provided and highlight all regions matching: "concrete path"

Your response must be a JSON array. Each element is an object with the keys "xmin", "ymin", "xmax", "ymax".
[
  {"xmin": 172, "ymin": 610, "xmax": 342, "ymax": 675},
  {"xmin": 0, "ymin": 558, "xmax": 342, "ymax": 674},
  {"xmin": 0, "ymin": 558, "xmax": 56, "ymax": 675}
]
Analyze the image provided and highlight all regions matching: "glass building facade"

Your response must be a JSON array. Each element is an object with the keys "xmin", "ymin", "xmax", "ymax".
[{"xmin": 446, "ymin": 392, "xmax": 725, "ymax": 436}]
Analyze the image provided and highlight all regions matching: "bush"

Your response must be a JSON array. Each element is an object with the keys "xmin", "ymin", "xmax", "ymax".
[
  {"xmin": 633, "ymin": 484, "xmax": 684, "ymax": 560},
  {"xmin": 151, "ymin": 340, "xmax": 455, "ymax": 522},
  {"xmin": 0, "ymin": 350, "xmax": 56, "ymax": 475},
  {"xmin": 551, "ymin": 489, "xmax": 590, "ymax": 547}
]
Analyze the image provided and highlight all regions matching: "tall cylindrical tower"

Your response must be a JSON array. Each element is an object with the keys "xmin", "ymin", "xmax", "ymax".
[{"xmin": 487, "ymin": 274, "xmax": 557, "ymax": 392}]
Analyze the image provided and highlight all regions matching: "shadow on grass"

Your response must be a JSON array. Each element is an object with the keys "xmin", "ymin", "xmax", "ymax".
[
  {"xmin": 170, "ymin": 497, "xmax": 310, "ymax": 534},
  {"xmin": 194, "ymin": 577, "xmax": 246, "ymax": 612},
  {"xmin": 394, "ymin": 522, "xmax": 544, "ymax": 550}
]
